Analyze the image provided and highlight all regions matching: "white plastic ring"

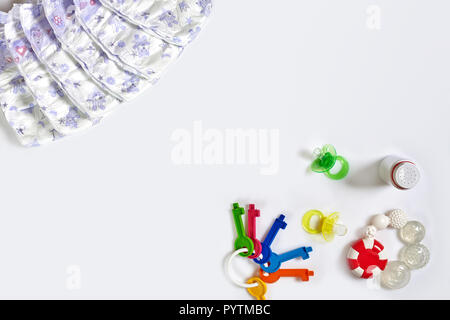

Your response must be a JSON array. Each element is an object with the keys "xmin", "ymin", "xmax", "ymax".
[{"xmin": 226, "ymin": 248, "xmax": 258, "ymax": 288}]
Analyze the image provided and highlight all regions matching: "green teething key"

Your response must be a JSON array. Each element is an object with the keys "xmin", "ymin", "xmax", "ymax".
[{"xmin": 232, "ymin": 203, "xmax": 254, "ymax": 257}]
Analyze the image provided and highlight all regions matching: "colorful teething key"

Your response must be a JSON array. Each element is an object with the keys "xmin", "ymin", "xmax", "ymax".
[
  {"xmin": 253, "ymin": 214, "xmax": 287, "ymax": 265},
  {"xmin": 232, "ymin": 203, "xmax": 254, "ymax": 257},
  {"xmin": 246, "ymin": 277, "xmax": 267, "ymax": 300},
  {"xmin": 261, "ymin": 246, "xmax": 313, "ymax": 273},
  {"xmin": 247, "ymin": 204, "xmax": 262, "ymax": 259},
  {"xmin": 259, "ymin": 268, "xmax": 314, "ymax": 283}
]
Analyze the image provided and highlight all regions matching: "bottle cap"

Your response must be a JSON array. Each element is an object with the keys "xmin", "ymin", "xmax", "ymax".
[{"xmin": 392, "ymin": 162, "xmax": 420, "ymax": 189}]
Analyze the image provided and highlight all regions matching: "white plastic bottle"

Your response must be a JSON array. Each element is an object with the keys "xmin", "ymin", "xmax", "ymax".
[{"xmin": 378, "ymin": 155, "xmax": 420, "ymax": 190}]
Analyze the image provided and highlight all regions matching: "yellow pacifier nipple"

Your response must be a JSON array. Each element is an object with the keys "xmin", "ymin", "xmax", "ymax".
[{"xmin": 302, "ymin": 210, "xmax": 347, "ymax": 241}]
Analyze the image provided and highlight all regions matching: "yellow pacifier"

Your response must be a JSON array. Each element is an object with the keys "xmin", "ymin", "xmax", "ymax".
[{"xmin": 302, "ymin": 210, "xmax": 348, "ymax": 241}]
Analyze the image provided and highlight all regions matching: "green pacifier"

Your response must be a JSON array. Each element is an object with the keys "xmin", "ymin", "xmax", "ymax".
[{"xmin": 310, "ymin": 144, "xmax": 349, "ymax": 180}]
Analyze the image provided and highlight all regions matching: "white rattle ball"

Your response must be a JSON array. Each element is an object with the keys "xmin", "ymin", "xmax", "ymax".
[
  {"xmin": 365, "ymin": 225, "xmax": 377, "ymax": 238},
  {"xmin": 380, "ymin": 260, "xmax": 411, "ymax": 289},
  {"xmin": 372, "ymin": 214, "xmax": 390, "ymax": 230},
  {"xmin": 399, "ymin": 244, "xmax": 430, "ymax": 269},
  {"xmin": 388, "ymin": 209, "xmax": 407, "ymax": 229},
  {"xmin": 399, "ymin": 221, "xmax": 426, "ymax": 244}
]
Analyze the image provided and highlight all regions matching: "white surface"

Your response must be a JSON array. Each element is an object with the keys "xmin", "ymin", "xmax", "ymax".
[{"xmin": 0, "ymin": 0, "xmax": 449, "ymax": 299}]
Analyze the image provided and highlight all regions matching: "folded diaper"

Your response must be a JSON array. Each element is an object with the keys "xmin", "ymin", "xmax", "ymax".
[
  {"xmin": 0, "ymin": 0, "xmax": 212, "ymax": 146},
  {"xmin": 73, "ymin": 0, "xmax": 182, "ymax": 80},
  {"xmin": 20, "ymin": 3, "xmax": 120, "ymax": 118},
  {"xmin": 97, "ymin": 0, "xmax": 212, "ymax": 47},
  {"xmin": 42, "ymin": 0, "xmax": 152, "ymax": 102},
  {"xmin": 5, "ymin": 5, "xmax": 94, "ymax": 135},
  {"xmin": 0, "ymin": 14, "xmax": 61, "ymax": 146}
]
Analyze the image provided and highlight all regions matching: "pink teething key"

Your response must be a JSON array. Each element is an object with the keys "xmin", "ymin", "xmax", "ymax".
[{"xmin": 247, "ymin": 204, "xmax": 262, "ymax": 259}]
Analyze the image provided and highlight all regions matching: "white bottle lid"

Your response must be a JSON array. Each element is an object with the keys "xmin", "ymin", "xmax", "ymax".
[{"xmin": 392, "ymin": 162, "xmax": 420, "ymax": 189}]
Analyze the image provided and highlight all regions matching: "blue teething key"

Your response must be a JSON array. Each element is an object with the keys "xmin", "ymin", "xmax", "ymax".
[
  {"xmin": 261, "ymin": 246, "xmax": 313, "ymax": 273},
  {"xmin": 253, "ymin": 214, "xmax": 287, "ymax": 265}
]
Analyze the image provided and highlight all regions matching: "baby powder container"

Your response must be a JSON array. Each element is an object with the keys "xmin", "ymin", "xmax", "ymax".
[{"xmin": 378, "ymin": 156, "xmax": 420, "ymax": 190}]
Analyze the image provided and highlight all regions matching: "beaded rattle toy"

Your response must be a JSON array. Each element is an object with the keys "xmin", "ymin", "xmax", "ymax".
[{"xmin": 347, "ymin": 209, "xmax": 430, "ymax": 289}]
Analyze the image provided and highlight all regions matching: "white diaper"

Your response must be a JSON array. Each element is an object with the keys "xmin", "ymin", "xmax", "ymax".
[
  {"xmin": 4, "ymin": 5, "xmax": 94, "ymax": 135},
  {"xmin": 0, "ymin": 1, "xmax": 211, "ymax": 146},
  {"xmin": 0, "ymin": 16, "xmax": 61, "ymax": 146},
  {"xmin": 20, "ymin": 3, "xmax": 120, "ymax": 118},
  {"xmin": 73, "ymin": 0, "xmax": 183, "ymax": 80},
  {"xmin": 42, "ymin": 0, "xmax": 152, "ymax": 101},
  {"xmin": 97, "ymin": 0, "xmax": 212, "ymax": 47}
]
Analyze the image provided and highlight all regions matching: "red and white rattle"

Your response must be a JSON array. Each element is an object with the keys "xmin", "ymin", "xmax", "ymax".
[{"xmin": 347, "ymin": 209, "xmax": 429, "ymax": 289}]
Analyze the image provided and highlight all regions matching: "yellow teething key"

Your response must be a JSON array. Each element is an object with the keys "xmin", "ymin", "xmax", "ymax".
[{"xmin": 246, "ymin": 277, "xmax": 267, "ymax": 300}]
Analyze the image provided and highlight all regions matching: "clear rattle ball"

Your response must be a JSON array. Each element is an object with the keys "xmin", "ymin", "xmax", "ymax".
[
  {"xmin": 399, "ymin": 221, "xmax": 426, "ymax": 244},
  {"xmin": 399, "ymin": 244, "xmax": 430, "ymax": 269},
  {"xmin": 380, "ymin": 261, "xmax": 411, "ymax": 289}
]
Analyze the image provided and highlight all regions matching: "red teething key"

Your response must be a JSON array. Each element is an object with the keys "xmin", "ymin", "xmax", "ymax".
[
  {"xmin": 247, "ymin": 204, "xmax": 262, "ymax": 259},
  {"xmin": 259, "ymin": 268, "xmax": 314, "ymax": 283}
]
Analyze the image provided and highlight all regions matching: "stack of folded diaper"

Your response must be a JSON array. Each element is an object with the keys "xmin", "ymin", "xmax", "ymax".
[{"xmin": 0, "ymin": 0, "xmax": 212, "ymax": 146}]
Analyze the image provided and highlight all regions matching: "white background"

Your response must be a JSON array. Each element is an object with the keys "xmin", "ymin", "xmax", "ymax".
[{"xmin": 0, "ymin": 0, "xmax": 449, "ymax": 299}]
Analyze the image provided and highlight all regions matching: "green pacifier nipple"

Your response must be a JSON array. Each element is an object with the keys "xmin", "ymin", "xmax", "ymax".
[{"xmin": 310, "ymin": 144, "xmax": 349, "ymax": 180}]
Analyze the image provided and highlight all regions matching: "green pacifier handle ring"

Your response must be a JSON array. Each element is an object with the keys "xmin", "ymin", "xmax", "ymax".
[{"xmin": 324, "ymin": 155, "xmax": 349, "ymax": 180}]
